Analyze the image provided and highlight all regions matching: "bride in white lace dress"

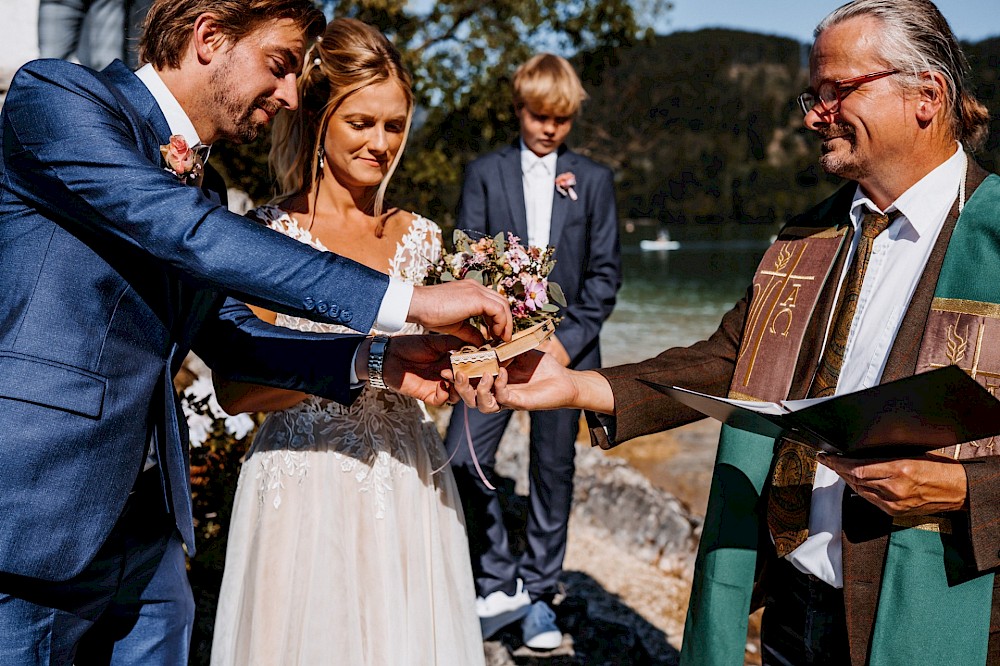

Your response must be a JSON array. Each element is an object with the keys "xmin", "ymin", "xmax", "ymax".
[{"xmin": 210, "ymin": 19, "xmax": 484, "ymax": 666}]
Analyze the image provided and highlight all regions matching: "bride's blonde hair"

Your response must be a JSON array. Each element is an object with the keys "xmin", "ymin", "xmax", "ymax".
[{"xmin": 269, "ymin": 17, "xmax": 414, "ymax": 235}]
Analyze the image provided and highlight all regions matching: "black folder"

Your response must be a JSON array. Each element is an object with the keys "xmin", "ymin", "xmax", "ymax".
[{"xmin": 640, "ymin": 365, "xmax": 1000, "ymax": 457}]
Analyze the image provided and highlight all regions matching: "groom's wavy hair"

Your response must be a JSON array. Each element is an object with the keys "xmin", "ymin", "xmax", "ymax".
[
  {"xmin": 138, "ymin": 0, "xmax": 325, "ymax": 70},
  {"xmin": 269, "ymin": 17, "xmax": 414, "ymax": 237},
  {"xmin": 816, "ymin": 0, "xmax": 989, "ymax": 150}
]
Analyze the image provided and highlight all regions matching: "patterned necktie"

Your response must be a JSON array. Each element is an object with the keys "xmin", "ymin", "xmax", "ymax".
[{"xmin": 767, "ymin": 209, "xmax": 897, "ymax": 558}]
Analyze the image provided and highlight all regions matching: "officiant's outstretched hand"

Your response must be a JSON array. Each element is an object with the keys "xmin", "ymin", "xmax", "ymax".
[{"xmin": 447, "ymin": 350, "xmax": 615, "ymax": 415}]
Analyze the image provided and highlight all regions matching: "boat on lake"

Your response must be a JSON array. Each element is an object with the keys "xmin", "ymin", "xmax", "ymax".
[{"xmin": 639, "ymin": 230, "xmax": 680, "ymax": 251}]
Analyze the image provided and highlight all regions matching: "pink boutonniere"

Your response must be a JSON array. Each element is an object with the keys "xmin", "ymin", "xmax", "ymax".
[
  {"xmin": 160, "ymin": 135, "xmax": 205, "ymax": 187},
  {"xmin": 555, "ymin": 172, "xmax": 578, "ymax": 201}
]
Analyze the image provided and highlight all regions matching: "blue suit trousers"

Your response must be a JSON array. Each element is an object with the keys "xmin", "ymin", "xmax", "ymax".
[{"xmin": 0, "ymin": 470, "xmax": 193, "ymax": 665}]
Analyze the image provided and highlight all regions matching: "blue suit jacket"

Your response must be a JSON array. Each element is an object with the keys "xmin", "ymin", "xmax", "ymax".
[
  {"xmin": 0, "ymin": 59, "xmax": 389, "ymax": 581},
  {"xmin": 457, "ymin": 142, "xmax": 621, "ymax": 369}
]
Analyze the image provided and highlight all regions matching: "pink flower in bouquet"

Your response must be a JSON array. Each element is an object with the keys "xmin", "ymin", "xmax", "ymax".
[
  {"xmin": 160, "ymin": 135, "xmax": 204, "ymax": 185},
  {"xmin": 522, "ymin": 276, "xmax": 549, "ymax": 311},
  {"xmin": 555, "ymin": 172, "xmax": 578, "ymax": 201},
  {"xmin": 507, "ymin": 244, "xmax": 530, "ymax": 273}
]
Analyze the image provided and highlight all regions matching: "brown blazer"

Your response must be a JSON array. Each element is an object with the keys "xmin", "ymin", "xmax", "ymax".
[{"xmin": 590, "ymin": 161, "xmax": 1000, "ymax": 663}]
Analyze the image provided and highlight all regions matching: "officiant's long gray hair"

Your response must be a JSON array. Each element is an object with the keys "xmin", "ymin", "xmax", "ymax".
[
  {"xmin": 815, "ymin": 0, "xmax": 989, "ymax": 150},
  {"xmin": 270, "ymin": 17, "xmax": 414, "ymax": 236}
]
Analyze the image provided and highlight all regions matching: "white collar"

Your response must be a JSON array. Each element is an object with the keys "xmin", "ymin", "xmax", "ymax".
[
  {"xmin": 135, "ymin": 63, "xmax": 204, "ymax": 149},
  {"xmin": 849, "ymin": 142, "xmax": 966, "ymax": 240},
  {"xmin": 520, "ymin": 139, "xmax": 558, "ymax": 175}
]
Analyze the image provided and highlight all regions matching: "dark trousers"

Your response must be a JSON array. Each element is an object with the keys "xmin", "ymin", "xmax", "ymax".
[
  {"xmin": 446, "ymin": 405, "xmax": 579, "ymax": 602},
  {"xmin": 0, "ymin": 470, "xmax": 194, "ymax": 665},
  {"xmin": 761, "ymin": 557, "xmax": 851, "ymax": 666}
]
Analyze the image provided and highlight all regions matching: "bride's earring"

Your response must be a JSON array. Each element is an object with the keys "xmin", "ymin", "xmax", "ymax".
[{"xmin": 317, "ymin": 146, "xmax": 325, "ymax": 172}]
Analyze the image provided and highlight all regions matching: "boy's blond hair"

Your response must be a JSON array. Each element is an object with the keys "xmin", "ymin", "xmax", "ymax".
[{"xmin": 512, "ymin": 53, "xmax": 588, "ymax": 117}]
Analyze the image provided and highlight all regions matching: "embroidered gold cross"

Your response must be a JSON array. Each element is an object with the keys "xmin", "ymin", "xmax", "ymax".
[{"xmin": 738, "ymin": 243, "xmax": 817, "ymax": 386}]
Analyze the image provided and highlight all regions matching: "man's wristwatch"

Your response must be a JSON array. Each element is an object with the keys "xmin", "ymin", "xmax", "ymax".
[{"xmin": 367, "ymin": 335, "xmax": 390, "ymax": 390}]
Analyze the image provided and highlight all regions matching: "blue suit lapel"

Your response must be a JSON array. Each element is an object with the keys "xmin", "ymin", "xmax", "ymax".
[
  {"xmin": 101, "ymin": 60, "xmax": 172, "ymax": 159},
  {"xmin": 499, "ymin": 145, "xmax": 529, "ymax": 242},
  {"xmin": 550, "ymin": 148, "xmax": 576, "ymax": 248},
  {"xmin": 101, "ymin": 61, "xmax": 206, "ymax": 549}
]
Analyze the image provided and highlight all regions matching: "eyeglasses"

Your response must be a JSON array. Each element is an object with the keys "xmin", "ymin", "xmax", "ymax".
[{"xmin": 797, "ymin": 70, "xmax": 899, "ymax": 116}]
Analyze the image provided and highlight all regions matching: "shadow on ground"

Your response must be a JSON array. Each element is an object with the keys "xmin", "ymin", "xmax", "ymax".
[{"xmin": 485, "ymin": 477, "xmax": 680, "ymax": 666}]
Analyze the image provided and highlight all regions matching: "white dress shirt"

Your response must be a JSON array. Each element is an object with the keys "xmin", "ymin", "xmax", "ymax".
[
  {"xmin": 134, "ymin": 65, "xmax": 409, "ymax": 388},
  {"xmin": 521, "ymin": 140, "xmax": 558, "ymax": 248},
  {"xmin": 788, "ymin": 144, "xmax": 967, "ymax": 587}
]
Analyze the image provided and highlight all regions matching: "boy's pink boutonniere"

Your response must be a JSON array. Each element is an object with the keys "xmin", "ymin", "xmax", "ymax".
[
  {"xmin": 555, "ymin": 172, "xmax": 577, "ymax": 201},
  {"xmin": 160, "ymin": 135, "xmax": 204, "ymax": 186}
]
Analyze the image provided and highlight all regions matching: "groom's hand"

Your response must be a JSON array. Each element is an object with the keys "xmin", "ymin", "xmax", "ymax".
[
  {"xmin": 408, "ymin": 282, "xmax": 512, "ymax": 345},
  {"xmin": 370, "ymin": 334, "xmax": 465, "ymax": 406}
]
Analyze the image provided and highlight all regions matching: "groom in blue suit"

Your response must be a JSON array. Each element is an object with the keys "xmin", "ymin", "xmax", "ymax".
[
  {"xmin": 444, "ymin": 53, "xmax": 621, "ymax": 649},
  {"xmin": 0, "ymin": 1, "xmax": 510, "ymax": 663}
]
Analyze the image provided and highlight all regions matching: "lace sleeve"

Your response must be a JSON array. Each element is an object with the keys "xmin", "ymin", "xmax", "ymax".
[
  {"xmin": 391, "ymin": 215, "xmax": 442, "ymax": 285},
  {"xmin": 247, "ymin": 206, "xmax": 328, "ymax": 250},
  {"xmin": 246, "ymin": 204, "xmax": 284, "ymax": 228}
]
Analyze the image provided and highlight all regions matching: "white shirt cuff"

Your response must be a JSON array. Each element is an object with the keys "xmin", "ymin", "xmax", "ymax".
[{"xmin": 376, "ymin": 278, "xmax": 412, "ymax": 333}]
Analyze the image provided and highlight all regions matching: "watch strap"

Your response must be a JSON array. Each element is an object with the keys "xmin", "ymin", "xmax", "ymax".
[{"xmin": 367, "ymin": 335, "xmax": 390, "ymax": 390}]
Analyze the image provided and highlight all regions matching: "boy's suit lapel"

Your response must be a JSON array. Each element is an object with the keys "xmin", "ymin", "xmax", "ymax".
[
  {"xmin": 550, "ymin": 147, "xmax": 575, "ymax": 248},
  {"xmin": 500, "ymin": 144, "xmax": 529, "ymax": 241}
]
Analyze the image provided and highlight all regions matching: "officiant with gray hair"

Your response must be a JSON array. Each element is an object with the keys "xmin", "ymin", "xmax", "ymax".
[{"xmin": 454, "ymin": 1, "xmax": 1000, "ymax": 663}]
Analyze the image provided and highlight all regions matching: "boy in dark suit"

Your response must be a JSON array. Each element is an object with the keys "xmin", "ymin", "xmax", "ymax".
[{"xmin": 445, "ymin": 53, "xmax": 621, "ymax": 649}]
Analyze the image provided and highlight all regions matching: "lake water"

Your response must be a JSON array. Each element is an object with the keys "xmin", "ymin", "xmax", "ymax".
[{"xmin": 600, "ymin": 241, "xmax": 770, "ymax": 367}]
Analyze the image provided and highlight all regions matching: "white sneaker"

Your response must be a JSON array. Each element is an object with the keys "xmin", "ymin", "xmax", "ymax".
[
  {"xmin": 476, "ymin": 579, "xmax": 531, "ymax": 639},
  {"xmin": 521, "ymin": 600, "xmax": 562, "ymax": 650}
]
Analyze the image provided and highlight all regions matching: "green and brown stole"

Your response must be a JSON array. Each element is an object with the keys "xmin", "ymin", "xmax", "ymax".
[
  {"xmin": 680, "ymin": 185, "xmax": 854, "ymax": 665},
  {"xmin": 867, "ymin": 174, "xmax": 1000, "ymax": 666},
  {"xmin": 681, "ymin": 173, "xmax": 1000, "ymax": 666}
]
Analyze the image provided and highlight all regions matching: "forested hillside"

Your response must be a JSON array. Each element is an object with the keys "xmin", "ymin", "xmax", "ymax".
[
  {"xmin": 573, "ymin": 29, "xmax": 825, "ymax": 241},
  {"xmin": 570, "ymin": 30, "xmax": 1000, "ymax": 241}
]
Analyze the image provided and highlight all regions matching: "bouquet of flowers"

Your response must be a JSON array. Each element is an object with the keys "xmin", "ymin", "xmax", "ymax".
[{"xmin": 425, "ymin": 230, "xmax": 566, "ymax": 332}]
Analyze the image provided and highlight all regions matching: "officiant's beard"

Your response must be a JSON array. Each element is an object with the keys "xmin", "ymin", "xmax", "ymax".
[{"xmin": 817, "ymin": 122, "xmax": 871, "ymax": 182}]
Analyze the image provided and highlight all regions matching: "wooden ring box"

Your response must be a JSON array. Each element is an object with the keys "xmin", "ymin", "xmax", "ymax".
[{"xmin": 449, "ymin": 318, "xmax": 555, "ymax": 379}]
